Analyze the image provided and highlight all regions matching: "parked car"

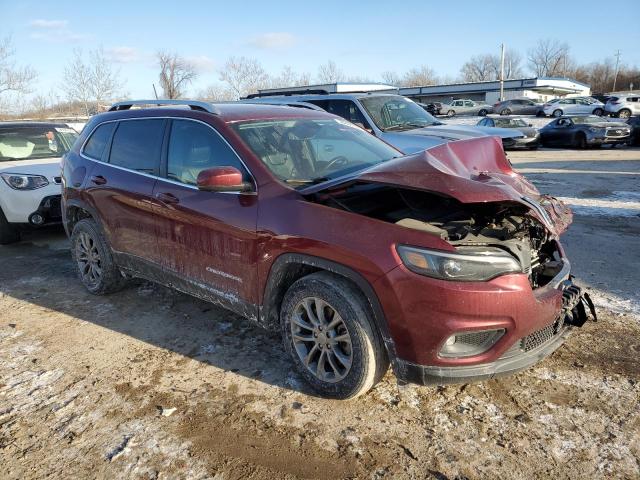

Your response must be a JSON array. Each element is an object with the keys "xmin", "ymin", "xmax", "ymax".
[
  {"xmin": 590, "ymin": 94, "xmax": 614, "ymax": 105},
  {"xmin": 417, "ymin": 102, "xmax": 442, "ymax": 115},
  {"xmin": 0, "ymin": 122, "xmax": 78, "ymax": 244},
  {"xmin": 542, "ymin": 97, "xmax": 605, "ymax": 117},
  {"xmin": 627, "ymin": 116, "xmax": 640, "ymax": 145},
  {"xmin": 244, "ymin": 93, "xmax": 523, "ymax": 153},
  {"xmin": 61, "ymin": 99, "xmax": 594, "ymax": 399},
  {"xmin": 604, "ymin": 95, "xmax": 640, "ymax": 119},
  {"xmin": 539, "ymin": 115, "xmax": 631, "ymax": 148},
  {"xmin": 440, "ymin": 99, "xmax": 493, "ymax": 117},
  {"xmin": 492, "ymin": 98, "xmax": 544, "ymax": 116},
  {"xmin": 477, "ymin": 117, "xmax": 539, "ymax": 149}
]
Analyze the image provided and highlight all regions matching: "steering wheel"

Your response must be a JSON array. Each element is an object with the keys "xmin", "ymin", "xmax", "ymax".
[{"xmin": 323, "ymin": 155, "xmax": 349, "ymax": 172}]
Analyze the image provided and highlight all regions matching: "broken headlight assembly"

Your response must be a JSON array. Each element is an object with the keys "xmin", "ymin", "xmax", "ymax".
[
  {"xmin": 397, "ymin": 245, "xmax": 521, "ymax": 281},
  {"xmin": 1, "ymin": 173, "xmax": 49, "ymax": 190}
]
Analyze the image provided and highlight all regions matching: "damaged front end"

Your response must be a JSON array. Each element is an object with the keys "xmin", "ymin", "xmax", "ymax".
[{"xmin": 301, "ymin": 137, "xmax": 596, "ymax": 382}]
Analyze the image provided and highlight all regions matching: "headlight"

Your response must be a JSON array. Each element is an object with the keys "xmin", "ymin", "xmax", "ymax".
[
  {"xmin": 588, "ymin": 127, "xmax": 603, "ymax": 133},
  {"xmin": 397, "ymin": 245, "xmax": 521, "ymax": 281},
  {"xmin": 0, "ymin": 173, "xmax": 49, "ymax": 190}
]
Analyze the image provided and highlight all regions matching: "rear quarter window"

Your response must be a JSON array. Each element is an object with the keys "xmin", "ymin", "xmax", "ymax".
[
  {"xmin": 82, "ymin": 123, "xmax": 115, "ymax": 160},
  {"xmin": 109, "ymin": 119, "xmax": 165, "ymax": 174}
]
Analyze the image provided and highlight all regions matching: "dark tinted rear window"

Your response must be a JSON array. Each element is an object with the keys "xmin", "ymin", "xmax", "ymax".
[
  {"xmin": 109, "ymin": 120, "xmax": 164, "ymax": 174},
  {"xmin": 83, "ymin": 123, "xmax": 115, "ymax": 160}
]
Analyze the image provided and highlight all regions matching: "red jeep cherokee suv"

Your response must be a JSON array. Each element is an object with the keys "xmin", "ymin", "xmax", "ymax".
[{"xmin": 61, "ymin": 100, "xmax": 595, "ymax": 399}]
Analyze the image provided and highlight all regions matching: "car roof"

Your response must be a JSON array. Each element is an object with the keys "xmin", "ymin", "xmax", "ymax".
[
  {"xmin": 247, "ymin": 92, "xmax": 404, "ymax": 102},
  {"xmin": 0, "ymin": 121, "xmax": 70, "ymax": 129},
  {"xmin": 95, "ymin": 103, "xmax": 336, "ymax": 124}
]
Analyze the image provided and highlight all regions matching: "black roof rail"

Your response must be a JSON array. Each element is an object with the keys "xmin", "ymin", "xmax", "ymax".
[{"xmin": 108, "ymin": 99, "xmax": 220, "ymax": 114}]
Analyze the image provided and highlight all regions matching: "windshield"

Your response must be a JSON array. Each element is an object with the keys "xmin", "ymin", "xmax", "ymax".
[
  {"xmin": 0, "ymin": 126, "xmax": 78, "ymax": 162},
  {"xmin": 494, "ymin": 118, "xmax": 528, "ymax": 128},
  {"xmin": 359, "ymin": 96, "xmax": 440, "ymax": 131},
  {"xmin": 232, "ymin": 117, "xmax": 401, "ymax": 186}
]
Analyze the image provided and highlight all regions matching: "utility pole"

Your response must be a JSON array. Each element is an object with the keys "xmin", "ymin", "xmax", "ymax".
[
  {"xmin": 612, "ymin": 50, "xmax": 621, "ymax": 92},
  {"xmin": 499, "ymin": 43, "xmax": 505, "ymax": 101}
]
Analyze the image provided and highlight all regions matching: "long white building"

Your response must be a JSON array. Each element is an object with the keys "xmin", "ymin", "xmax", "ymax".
[{"xmin": 398, "ymin": 77, "xmax": 591, "ymax": 104}]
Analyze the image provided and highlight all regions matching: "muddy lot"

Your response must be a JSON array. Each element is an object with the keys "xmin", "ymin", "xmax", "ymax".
[{"xmin": 1, "ymin": 148, "xmax": 639, "ymax": 479}]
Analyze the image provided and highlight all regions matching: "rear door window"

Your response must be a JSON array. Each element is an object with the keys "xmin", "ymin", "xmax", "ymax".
[
  {"xmin": 83, "ymin": 122, "xmax": 115, "ymax": 160},
  {"xmin": 109, "ymin": 119, "xmax": 165, "ymax": 175}
]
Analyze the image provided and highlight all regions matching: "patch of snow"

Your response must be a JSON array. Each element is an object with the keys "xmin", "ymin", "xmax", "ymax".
[{"xmin": 557, "ymin": 195, "xmax": 640, "ymax": 218}]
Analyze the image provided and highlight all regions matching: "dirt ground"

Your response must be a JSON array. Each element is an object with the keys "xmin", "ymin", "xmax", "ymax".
[{"xmin": 1, "ymin": 147, "xmax": 639, "ymax": 479}]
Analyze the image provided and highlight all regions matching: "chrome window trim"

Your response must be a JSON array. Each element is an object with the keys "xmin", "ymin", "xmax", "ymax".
[{"xmin": 79, "ymin": 116, "xmax": 257, "ymax": 195}]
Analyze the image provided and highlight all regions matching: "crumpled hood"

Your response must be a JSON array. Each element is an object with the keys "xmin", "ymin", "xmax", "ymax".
[
  {"xmin": 301, "ymin": 136, "xmax": 572, "ymax": 235},
  {"xmin": 412, "ymin": 124, "xmax": 525, "ymax": 140}
]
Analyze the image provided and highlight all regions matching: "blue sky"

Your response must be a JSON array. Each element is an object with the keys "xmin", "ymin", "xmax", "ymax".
[{"xmin": 3, "ymin": 0, "xmax": 640, "ymax": 99}]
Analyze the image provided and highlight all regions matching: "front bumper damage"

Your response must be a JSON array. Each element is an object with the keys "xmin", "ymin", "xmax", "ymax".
[{"xmin": 397, "ymin": 279, "xmax": 596, "ymax": 386}]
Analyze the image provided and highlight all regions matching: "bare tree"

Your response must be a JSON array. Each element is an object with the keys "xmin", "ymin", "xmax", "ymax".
[
  {"xmin": 91, "ymin": 47, "xmax": 122, "ymax": 108},
  {"xmin": 460, "ymin": 49, "xmax": 523, "ymax": 83},
  {"xmin": 157, "ymin": 51, "xmax": 198, "ymax": 99},
  {"xmin": 381, "ymin": 71, "xmax": 402, "ymax": 86},
  {"xmin": 219, "ymin": 56, "xmax": 269, "ymax": 99},
  {"xmin": 62, "ymin": 48, "xmax": 123, "ymax": 116},
  {"xmin": 269, "ymin": 66, "xmax": 311, "ymax": 89},
  {"xmin": 198, "ymin": 84, "xmax": 235, "ymax": 102},
  {"xmin": 0, "ymin": 36, "xmax": 37, "ymax": 96},
  {"xmin": 62, "ymin": 49, "xmax": 94, "ymax": 116},
  {"xmin": 460, "ymin": 54, "xmax": 496, "ymax": 82},
  {"xmin": 527, "ymin": 39, "xmax": 573, "ymax": 77},
  {"xmin": 401, "ymin": 65, "xmax": 437, "ymax": 87},
  {"xmin": 316, "ymin": 60, "xmax": 345, "ymax": 84},
  {"xmin": 501, "ymin": 49, "xmax": 523, "ymax": 79}
]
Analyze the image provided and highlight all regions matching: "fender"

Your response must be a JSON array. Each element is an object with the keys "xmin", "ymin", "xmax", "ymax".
[
  {"xmin": 260, "ymin": 253, "xmax": 399, "ymax": 364},
  {"xmin": 62, "ymin": 197, "xmax": 106, "ymax": 238}
]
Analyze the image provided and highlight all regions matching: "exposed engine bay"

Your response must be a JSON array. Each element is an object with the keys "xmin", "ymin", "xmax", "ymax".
[{"xmin": 312, "ymin": 183, "xmax": 565, "ymax": 288}]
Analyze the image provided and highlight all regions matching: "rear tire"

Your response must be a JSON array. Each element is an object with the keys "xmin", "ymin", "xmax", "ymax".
[
  {"xmin": 478, "ymin": 109, "xmax": 488, "ymax": 116},
  {"xmin": 70, "ymin": 218, "xmax": 126, "ymax": 295},
  {"xmin": 553, "ymin": 109, "xmax": 563, "ymax": 118},
  {"xmin": 280, "ymin": 271, "xmax": 389, "ymax": 399},
  {"xmin": 618, "ymin": 109, "xmax": 631, "ymax": 119},
  {"xmin": 500, "ymin": 108, "xmax": 511, "ymax": 116},
  {"xmin": 0, "ymin": 208, "xmax": 20, "ymax": 245},
  {"xmin": 446, "ymin": 110, "xmax": 455, "ymax": 117},
  {"xmin": 593, "ymin": 108, "xmax": 604, "ymax": 116}
]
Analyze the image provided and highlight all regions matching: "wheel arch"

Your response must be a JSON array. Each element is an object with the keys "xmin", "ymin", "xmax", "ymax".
[
  {"xmin": 260, "ymin": 253, "xmax": 398, "ymax": 361},
  {"xmin": 63, "ymin": 199, "xmax": 104, "ymax": 237}
]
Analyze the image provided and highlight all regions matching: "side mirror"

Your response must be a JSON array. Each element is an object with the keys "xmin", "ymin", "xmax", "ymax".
[{"xmin": 196, "ymin": 166, "xmax": 252, "ymax": 193}]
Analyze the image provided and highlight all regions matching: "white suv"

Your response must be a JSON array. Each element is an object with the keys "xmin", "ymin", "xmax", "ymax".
[
  {"xmin": 0, "ymin": 122, "xmax": 78, "ymax": 244},
  {"xmin": 605, "ymin": 95, "xmax": 640, "ymax": 119}
]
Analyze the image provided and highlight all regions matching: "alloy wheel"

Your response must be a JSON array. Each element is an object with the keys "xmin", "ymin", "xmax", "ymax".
[
  {"xmin": 75, "ymin": 231, "xmax": 102, "ymax": 288},
  {"xmin": 290, "ymin": 297, "xmax": 353, "ymax": 383}
]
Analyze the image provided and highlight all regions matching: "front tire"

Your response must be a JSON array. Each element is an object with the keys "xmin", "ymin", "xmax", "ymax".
[
  {"xmin": 593, "ymin": 108, "xmax": 604, "ymax": 116},
  {"xmin": 618, "ymin": 109, "xmax": 631, "ymax": 119},
  {"xmin": 478, "ymin": 109, "xmax": 488, "ymax": 116},
  {"xmin": 446, "ymin": 110, "xmax": 455, "ymax": 117},
  {"xmin": 575, "ymin": 132, "xmax": 587, "ymax": 149},
  {"xmin": 70, "ymin": 219, "xmax": 126, "ymax": 295},
  {"xmin": 280, "ymin": 272, "xmax": 388, "ymax": 399},
  {"xmin": 553, "ymin": 109, "xmax": 563, "ymax": 118},
  {"xmin": 0, "ymin": 208, "xmax": 20, "ymax": 245},
  {"xmin": 500, "ymin": 108, "xmax": 512, "ymax": 116}
]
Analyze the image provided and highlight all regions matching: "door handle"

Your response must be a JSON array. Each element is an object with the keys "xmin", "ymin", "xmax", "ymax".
[
  {"xmin": 155, "ymin": 192, "xmax": 180, "ymax": 205},
  {"xmin": 90, "ymin": 175, "xmax": 107, "ymax": 185}
]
